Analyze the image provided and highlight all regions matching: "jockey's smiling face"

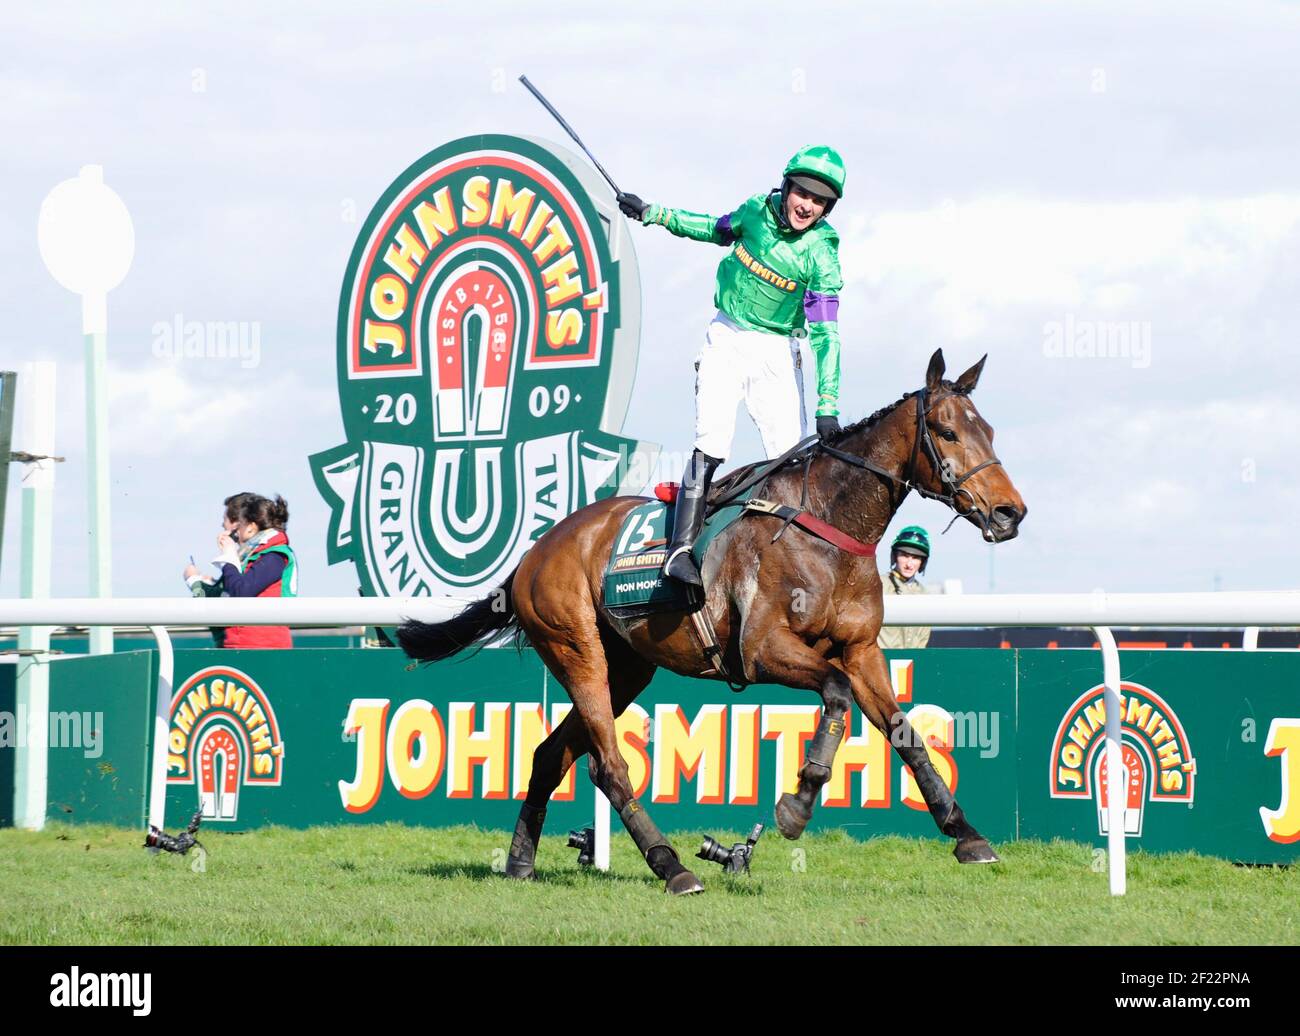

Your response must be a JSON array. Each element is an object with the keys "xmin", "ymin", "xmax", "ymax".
[{"xmin": 785, "ymin": 185, "xmax": 828, "ymax": 231}]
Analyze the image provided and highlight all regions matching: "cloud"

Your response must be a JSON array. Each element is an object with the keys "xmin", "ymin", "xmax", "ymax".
[
  {"xmin": 839, "ymin": 194, "xmax": 1300, "ymax": 343},
  {"xmin": 5, "ymin": 1, "xmax": 1300, "ymax": 599},
  {"xmin": 106, "ymin": 364, "xmax": 255, "ymax": 457}
]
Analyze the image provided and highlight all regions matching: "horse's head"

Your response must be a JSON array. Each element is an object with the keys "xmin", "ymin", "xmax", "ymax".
[{"xmin": 907, "ymin": 349, "xmax": 1026, "ymax": 543}]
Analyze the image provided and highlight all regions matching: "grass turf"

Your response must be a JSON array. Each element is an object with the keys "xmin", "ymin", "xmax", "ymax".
[{"xmin": 0, "ymin": 823, "xmax": 1295, "ymax": 945}]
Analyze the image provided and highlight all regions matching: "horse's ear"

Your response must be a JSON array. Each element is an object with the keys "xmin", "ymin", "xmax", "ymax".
[
  {"xmin": 926, "ymin": 349, "xmax": 946, "ymax": 392},
  {"xmin": 954, "ymin": 354, "xmax": 987, "ymax": 394}
]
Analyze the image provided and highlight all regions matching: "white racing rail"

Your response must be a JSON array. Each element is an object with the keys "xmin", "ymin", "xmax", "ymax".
[{"xmin": 4, "ymin": 591, "xmax": 1300, "ymax": 896}]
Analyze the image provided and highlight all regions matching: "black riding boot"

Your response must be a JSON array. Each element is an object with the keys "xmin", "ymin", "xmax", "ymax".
[{"xmin": 663, "ymin": 449, "xmax": 721, "ymax": 587}]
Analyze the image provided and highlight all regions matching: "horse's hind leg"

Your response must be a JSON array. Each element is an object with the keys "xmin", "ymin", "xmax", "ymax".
[
  {"xmin": 506, "ymin": 711, "xmax": 589, "ymax": 879},
  {"xmin": 516, "ymin": 598, "xmax": 700, "ymax": 893},
  {"xmin": 506, "ymin": 635, "xmax": 655, "ymax": 880},
  {"xmin": 845, "ymin": 640, "xmax": 999, "ymax": 864}
]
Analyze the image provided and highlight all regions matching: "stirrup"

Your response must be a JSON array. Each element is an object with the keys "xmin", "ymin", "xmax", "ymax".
[{"xmin": 663, "ymin": 544, "xmax": 702, "ymax": 586}]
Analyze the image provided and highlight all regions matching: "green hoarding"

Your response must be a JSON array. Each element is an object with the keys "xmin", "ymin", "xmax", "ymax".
[
  {"xmin": 13, "ymin": 646, "xmax": 1298, "ymax": 866},
  {"xmin": 155, "ymin": 647, "xmax": 1017, "ymax": 843},
  {"xmin": 45, "ymin": 652, "xmax": 156, "ymax": 827},
  {"xmin": 1017, "ymin": 649, "xmax": 1300, "ymax": 864},
  {"xmin": 0, "ymin": 652, "xmax": 155, "ymax": 828}
]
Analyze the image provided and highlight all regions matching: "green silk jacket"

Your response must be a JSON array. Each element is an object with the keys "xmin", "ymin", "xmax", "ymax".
[{"xmin": 644, "ymin": 190, "xmax": 843, "ymax": 417}]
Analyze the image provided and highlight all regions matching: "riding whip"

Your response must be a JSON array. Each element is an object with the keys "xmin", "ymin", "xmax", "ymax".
[{"xmin": 517, "ymin": 75, "xmax": 621, "ymax": 195}]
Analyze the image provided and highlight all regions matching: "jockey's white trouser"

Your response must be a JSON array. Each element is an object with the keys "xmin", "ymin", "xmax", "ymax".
[{"xmin": 692, "ymin": 311, "xmax": 807, "ymax": 462}]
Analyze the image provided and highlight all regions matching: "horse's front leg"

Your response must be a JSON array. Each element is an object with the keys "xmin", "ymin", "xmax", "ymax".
[
  {"xmin": 844, "ymin": 640, "xmax": 999, "ymax": 863},
  {"xmin": 748, "ymin": 626, "xmax": 853, "ymax": 840}
]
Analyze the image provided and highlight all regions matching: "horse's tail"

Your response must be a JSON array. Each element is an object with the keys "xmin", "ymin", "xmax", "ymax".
[{"xmin": 396, "ymin": 567, "xmax": 521, "ymax": 663}]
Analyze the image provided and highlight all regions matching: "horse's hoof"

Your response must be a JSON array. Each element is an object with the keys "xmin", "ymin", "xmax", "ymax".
[
  {"xmin": 954, "ymin": 838, "xmax": 999, "ymax": 864},
  {"xmin": 504, "ymin": 860, "xmax": 536, "ymax": 880},
  {"xmin": 775, "ymin": 793, "xmax": 810, "ymax": 840},
  {"xmin": 666, "ymin": 870, "xmax": 705, "ymax": 896}
]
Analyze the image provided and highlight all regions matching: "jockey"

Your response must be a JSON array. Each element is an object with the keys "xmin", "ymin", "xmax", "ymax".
[
  {"xmin": 618, "ymin": 144, "xmax": 847, "ymax": 586},
  {"xmin": 877, "ymin": 525, "xmax": 931, "ymax": 650}
]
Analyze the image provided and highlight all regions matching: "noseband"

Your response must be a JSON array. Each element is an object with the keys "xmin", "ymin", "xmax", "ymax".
[{"xmin": 818, "ymin": 387, "xmax": 1003, "ymax": 534}]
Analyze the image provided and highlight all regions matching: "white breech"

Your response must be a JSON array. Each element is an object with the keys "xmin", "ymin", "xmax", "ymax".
[{"xmin": 692, "ymin": 311, "xmax": 807, "ymax": 462}]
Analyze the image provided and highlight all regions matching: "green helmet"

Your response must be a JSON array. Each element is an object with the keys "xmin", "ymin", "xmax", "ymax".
[
  {"xmin": 783, "ymin": 145, "xmax": 846, "ymax": 201},
  {"xmin": 891, "ymin": 525, "xmax": 931, "ymax": 558}
]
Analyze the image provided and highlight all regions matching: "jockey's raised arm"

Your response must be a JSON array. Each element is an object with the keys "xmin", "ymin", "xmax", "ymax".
[{"xmin": 638, "ymin": 200, "xmax": 743, "ymax": 245}]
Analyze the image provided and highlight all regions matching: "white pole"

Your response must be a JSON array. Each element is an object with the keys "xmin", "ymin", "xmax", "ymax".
[
  {"xmin": 37, "ymin": 164, "xmax": 133, "ymax": 657},
  {"xmin": 593, "ymin": 788, "xmax": 611, "ymax": 871},
  {"xmin": 2, "ymin": 591, "xmax": 1300, "ymax": 629},
  {"xmin": 85, "ymin": 328, "xmax": 112, "ymax": 655},
  {"xmin": 146, "ymin": 625, "xmax": 174, "ymax": 831},
  {"xmin": 14, "ymin": 362, "xmax": 57, "ymax": 830},
  {"xmin": 1243, "ymin": 627, "xmax": 1260, "ymax": 650},
  {"xmin": 1094, "ymin": 626, "xmax": 1126, "ymax": 896}
]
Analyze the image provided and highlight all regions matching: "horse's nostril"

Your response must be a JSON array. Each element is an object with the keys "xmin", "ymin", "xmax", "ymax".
[{"xmin": 993, "ymin": 505, "xmax": 1022, "ymax": 527}]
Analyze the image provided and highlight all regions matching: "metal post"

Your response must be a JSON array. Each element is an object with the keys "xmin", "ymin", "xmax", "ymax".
[
  {"xmin": 15, "ymin": 362, "xmax": 57, "ymax": 830},
  {"xmin": 1093, "ymin": 626, "xmax": 1126, "ymax": 896},
  {"xmin": 38, "ymin": 164, "xmax": 132, "ymax": 656},
  {"xmin": 85, "ymin": 331, "xmax": 112, "ymax": 655},
  {"xmin": 594, "ymin": 788, "xmax": 611, "ymax": 871},
  {"xmin": 147, "ymin": 625, "xmax": 174, "ymax": 831},
  {"xmin": 0, "ymin": 370, "xmax": 16, "ymax": 581}
]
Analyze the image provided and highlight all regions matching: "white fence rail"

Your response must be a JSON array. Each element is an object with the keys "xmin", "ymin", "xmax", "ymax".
[
  {"xmin": 4, "ymin": 590, "xmax": 1300, "ymax": 629},
  {"xmin": 4, "ymin": 591, "xmax": 1299, "ymax": 897}
]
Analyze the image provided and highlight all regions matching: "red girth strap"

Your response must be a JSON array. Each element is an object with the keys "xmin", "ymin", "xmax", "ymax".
[{"xmin": 743, "ymin": 498, "xmax": 877, "ymax": 558}]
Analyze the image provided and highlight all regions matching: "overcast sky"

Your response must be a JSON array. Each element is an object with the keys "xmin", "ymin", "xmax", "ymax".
[{"xmin": 2, "ymin": 0, "xmax": 1298, "ymax": 602}]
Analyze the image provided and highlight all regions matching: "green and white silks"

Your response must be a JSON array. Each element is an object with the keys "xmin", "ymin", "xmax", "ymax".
[{"xmin": 643, "ymin": 190, "xmax": 843, "ymax": 417}]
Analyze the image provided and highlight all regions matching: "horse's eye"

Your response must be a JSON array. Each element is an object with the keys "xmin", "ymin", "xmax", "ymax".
[{"xmin": 938, "ymin": 427, "xmax": 958, "ymax": 442}]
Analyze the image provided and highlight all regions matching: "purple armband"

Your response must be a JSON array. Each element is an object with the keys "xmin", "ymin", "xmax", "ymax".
[
  {"xmin": 715, "ymin": 214, "xmax": 737, "ymax": 245},
  {"xmin": 803, "ymin": 290, "xmax": 839, "ymax": 323}
]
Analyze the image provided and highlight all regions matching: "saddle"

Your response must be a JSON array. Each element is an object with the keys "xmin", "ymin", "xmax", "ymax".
[
  {"xmin": 602, "ymin": 483, "xmax": 754, "ymax": 688},
  {"xmin": 602, "ymin": 467, "xmax": 876, "ymax": 690},
  {"xmin": 602, "ymin": 483, "xmax": 752, "ymax": 619}
]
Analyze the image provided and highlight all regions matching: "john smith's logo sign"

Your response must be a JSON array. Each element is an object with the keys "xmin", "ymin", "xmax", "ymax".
[
  {"xmin": 1049, "ymin": 681, "xmax": 1196, "ymax": 837},
  {"xmin": 166, "ymin": 666, "xmax": 284, "ymax": 822},
  {"xmin": 311, "ymin": 134, "xmax": 654, "ymax": 597}
]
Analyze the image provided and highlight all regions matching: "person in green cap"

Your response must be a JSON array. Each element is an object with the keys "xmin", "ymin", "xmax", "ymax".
[
  {"xmin": 617, "ymin": 145, "xmax": 847, "ymax": 587},
  {"xmin": 878, "ymin": 526, "xmax": 932, "ymax": 650}
]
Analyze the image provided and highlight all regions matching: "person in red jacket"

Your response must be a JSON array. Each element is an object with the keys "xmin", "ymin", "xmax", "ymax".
[{"xmin": 183, "ymin": 492, "xmax": 298, "ymax": 648}]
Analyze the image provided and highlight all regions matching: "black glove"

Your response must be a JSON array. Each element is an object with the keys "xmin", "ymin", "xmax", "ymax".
[
  {"xmin": 617, "ymin": 192, "xmax": 650, "ymax": 221},
  {"xmin": 816, "ymin": 415, "xmax": 841, "ymax": 441}
]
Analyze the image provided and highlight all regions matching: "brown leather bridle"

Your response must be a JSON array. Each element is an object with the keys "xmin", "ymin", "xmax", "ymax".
[{"xmin": 817, "ymin": 387, "xmax": 1004, "ymax": 535}]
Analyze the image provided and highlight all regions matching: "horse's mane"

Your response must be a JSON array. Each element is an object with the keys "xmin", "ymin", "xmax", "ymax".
[
  {"xmin": 706, "ymin": 382, "xmax": 961, "ymax": 503},
  {"xmin": 824, "ymin": 379, "xmax": 967, "ymax": 448}
]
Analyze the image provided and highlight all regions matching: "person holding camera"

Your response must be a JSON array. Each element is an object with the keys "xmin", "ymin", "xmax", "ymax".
[
  {"xmin": 183, "ymin": 492, "xmax": 298, "ymax": 649},
  {"xmin": 877, "ymin": 525, "xmax": 931, "ymax": 650}
]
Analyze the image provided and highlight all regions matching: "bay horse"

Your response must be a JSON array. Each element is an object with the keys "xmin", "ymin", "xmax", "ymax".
[{"xmin": 399, "ymin": 349, "xmax": 1026, "ymax": 894}]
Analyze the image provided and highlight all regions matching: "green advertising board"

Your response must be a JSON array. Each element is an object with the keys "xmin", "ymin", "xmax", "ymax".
[
  {"xmin": 1017, "ymin": 649, "xmax": 1300, "ymax": 865},
  {"xmin": 45, "ymin": 652, "xmax": 156, "ymax": 827},
  {"xmin": 15, "ymin": 646, "xmax": 1297, "ymax": 867},
  {"xmin": 152, "ymin": 647, "xmax": 1016, "ymax": 843},
  {"xmin": 0, "ymin": 652, "xmax": 155, "ymax": 828}
]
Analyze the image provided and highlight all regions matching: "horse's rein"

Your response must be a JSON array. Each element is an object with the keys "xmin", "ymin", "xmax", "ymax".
[
  {"xmin": 704, "ymin": 387, "xmax": 1003, "ymax": 535},
  {"xmin": 817, "ymin": 387, "xmax": 1003, "ymax": 535}
]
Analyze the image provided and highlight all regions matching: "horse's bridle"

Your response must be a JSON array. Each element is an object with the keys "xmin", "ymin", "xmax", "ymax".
[{"xmin": 818, "ymin": 386, "xmax": 1004, "ymax": 535}]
